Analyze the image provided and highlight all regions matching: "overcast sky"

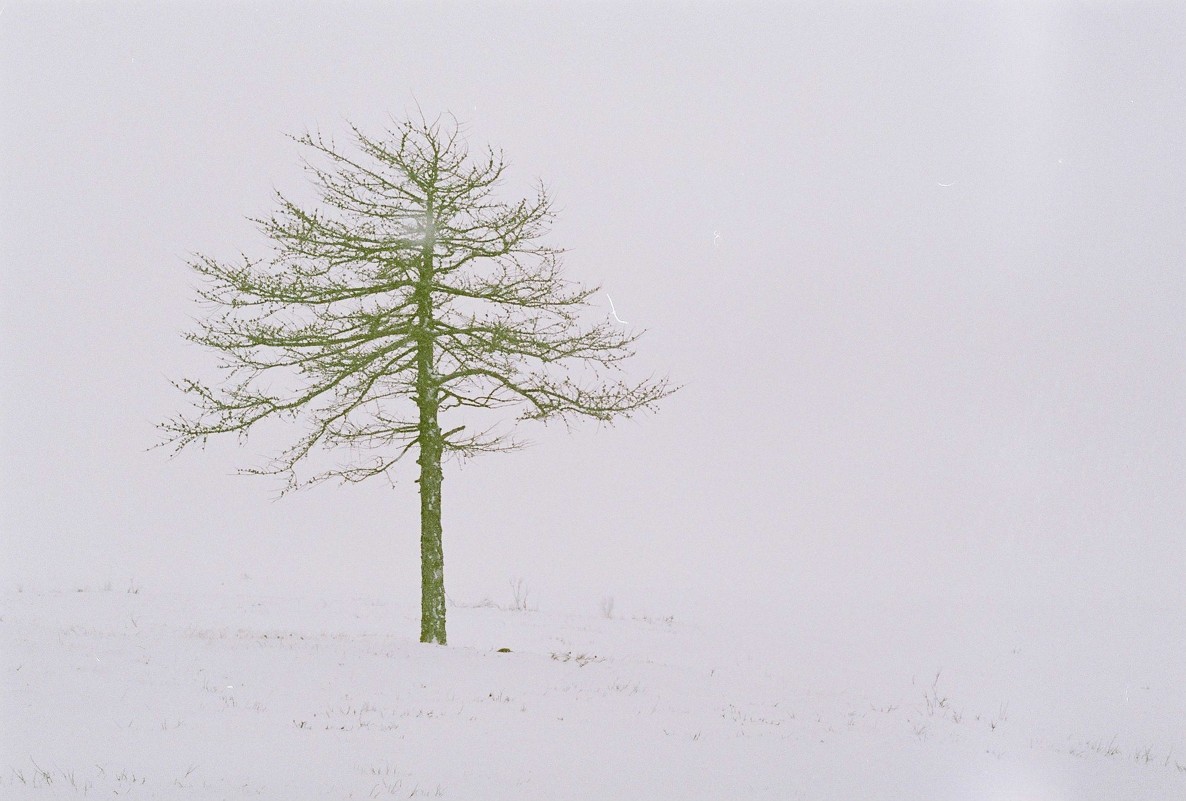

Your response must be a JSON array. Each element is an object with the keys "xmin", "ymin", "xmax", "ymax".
[{"xmin": 2, "ymin": 3, "xmax": 1183, "ymax": 678}]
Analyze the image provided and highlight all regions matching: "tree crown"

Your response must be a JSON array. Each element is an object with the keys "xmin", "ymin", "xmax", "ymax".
[{"xmin": 161, "ymin": 114, "xmax": 674, "ymax": 492}]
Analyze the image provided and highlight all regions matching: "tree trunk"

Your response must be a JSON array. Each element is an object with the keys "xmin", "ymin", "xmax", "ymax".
[
  {"xmin": 416, "ymin": 197, "xmax": 447, "ymax": 645},
  {"xmin": 417, "ymin": 417, "xmax": 446, "ymax": 644}
]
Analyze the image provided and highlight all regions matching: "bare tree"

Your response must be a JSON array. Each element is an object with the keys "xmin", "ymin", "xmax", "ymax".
[{"xmin": 159, "ymin": 114, "xmax": 674, "ymax": 644}]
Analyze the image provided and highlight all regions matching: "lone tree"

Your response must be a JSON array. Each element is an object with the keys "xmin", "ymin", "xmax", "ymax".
[{"xmin": 160, "ymin": 115, "xmax": 674, "ymax": 644}]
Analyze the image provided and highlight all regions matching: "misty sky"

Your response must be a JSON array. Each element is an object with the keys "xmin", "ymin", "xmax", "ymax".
[{"xmin": 1, "ymin": 2, "xmax": 1183, "ymax": 679}]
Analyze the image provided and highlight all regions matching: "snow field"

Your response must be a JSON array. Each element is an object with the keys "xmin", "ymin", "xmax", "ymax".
[{"xmin": 2, "ymin": 589, "xmax": 1182, "ymax": 799}]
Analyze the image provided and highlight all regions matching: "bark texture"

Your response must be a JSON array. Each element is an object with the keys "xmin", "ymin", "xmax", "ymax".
[{"xmin": 416, "ymin": 199, "xmax": 446, "ymax": 644}]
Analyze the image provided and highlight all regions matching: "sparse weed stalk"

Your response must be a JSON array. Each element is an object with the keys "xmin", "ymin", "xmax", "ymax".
[
  {"xmin": 1086, "ymin": 734, "xmax": 1122, "ymax": 758},
  {"xmin": 115, "ymin": 769, "xmax": 145, "ymax": 786},
  {"xmin": 509, "ymin": 578, "xmax": 532, "ymax": 611},
  {"xmin": 174, "ymin": 764, "xmax": 199, "ymax": 788},
  {"xmin": 29, "ymin": 757, "xmax": 53, "ymax": 786},
  {"xmin": 550, "ymin": 650, "xmax": 604, "ymax": 666},
  {"xmin": 632, "ymin": 613, "xmax": 676, "ymax": 626},
  {"xmin": 921, "ymin": 671, "xmax": 951, "ymax": 719},
  {"xmin": 452, "ymin": 596, "xmax": 497, "ymax": 609},
  {"xmin": 990, "ymin": 700, "xmax": 1009, "ymax": 731},
  {"xmin": 600, "ymin": 595, "xmax": 615, "ymax": 619},
  {"xmin": 363, "ymin": 761, "xmax": 401, "ymax": 778},
  {"xmin": 369, "ymin": 777, "xmax": 405, "ymax": 797}
]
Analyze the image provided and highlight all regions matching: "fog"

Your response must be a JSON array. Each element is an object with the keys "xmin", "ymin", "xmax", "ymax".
[{"xmin": 2, "ymin": 1, "xmax": 1182, "ymax": 690}]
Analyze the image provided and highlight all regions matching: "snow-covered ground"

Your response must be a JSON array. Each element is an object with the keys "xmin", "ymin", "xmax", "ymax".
[{"xmin": 2, "ymin": 588, "xmax": 1182, "ymax": 800}]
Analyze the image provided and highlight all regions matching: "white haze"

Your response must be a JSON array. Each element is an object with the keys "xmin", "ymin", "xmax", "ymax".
[{"xmin": 1, "ymin": 2, "xmax": 1183, "ymax": 796}]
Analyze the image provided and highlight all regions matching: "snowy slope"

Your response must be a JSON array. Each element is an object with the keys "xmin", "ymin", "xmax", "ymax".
[{"xmin": 2, "ymin": 589, "xmax": 1182, "ymax": 800}]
